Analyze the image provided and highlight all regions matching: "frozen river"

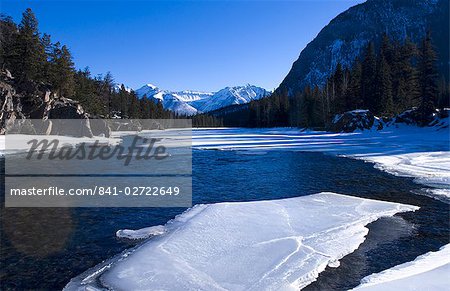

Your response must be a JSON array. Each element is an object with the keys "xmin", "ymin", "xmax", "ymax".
[{"xmin": 1, "ymin": 126, "xmax": 449, "ymax": 290}]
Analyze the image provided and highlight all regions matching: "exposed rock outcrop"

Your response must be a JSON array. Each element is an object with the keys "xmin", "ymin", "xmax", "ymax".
[
  {"xmin": 393, "ymin": 108, "xmax": 449, "ymax": 129},
  {"xmin": 330, "ymin": 110, "xmax": 384, "ymax": 132},
  {"xmin": 330, "ymin": 108, "xmax": 449, "ymax": 133},
  {"xmin": 0, "ymin": 69, "xmax": 110, "ymax": 137},
  {"xmin": 0, "ymin": 70, "xmax": 26, "ymax": 134}
]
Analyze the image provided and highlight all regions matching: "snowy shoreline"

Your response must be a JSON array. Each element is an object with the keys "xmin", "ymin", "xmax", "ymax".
[
  {"xmin": 352, "ymin": 244, "xmax": 450, "ymax": 290},
  {"xmin": 192, "ymin": 124, "xmax": 450, "ymax": 202}
]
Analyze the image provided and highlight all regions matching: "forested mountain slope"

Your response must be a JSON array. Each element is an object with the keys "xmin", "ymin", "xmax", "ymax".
[{"xmin": 277, "ymin": 0, "xmax": 449, "ymax": 96}]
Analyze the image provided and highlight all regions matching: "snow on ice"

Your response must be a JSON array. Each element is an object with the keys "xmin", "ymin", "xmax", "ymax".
[
  {"xmin": 65, "ymin": 193, "xmax": 418, "ymax": 290},
  {"xmin": 116, "ymin": 225, "xmax": 166, "ymax": 240},
  {"xmin": 352, "ymin": 244, "xmax": 450, "ymax": 291}
]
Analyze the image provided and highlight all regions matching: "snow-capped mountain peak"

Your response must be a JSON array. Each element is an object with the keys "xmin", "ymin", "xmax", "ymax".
[
  {"xmin": 193, "ymin": 84, "xmax": 270, "ymax": 113},
  {"xmin": 134, "ymin": 83, "xmax": 270, "ymax": 115},
  {"xmin": 145, "ymin": 83, "xmax": 158, "ymax": 90},
  {"xmin": 135, "ymin": 84, "xmax": 162, "ymax": 98},
  {"xmin": 113, "ymin": 84, "xmax": 132, "ymax": 93}
]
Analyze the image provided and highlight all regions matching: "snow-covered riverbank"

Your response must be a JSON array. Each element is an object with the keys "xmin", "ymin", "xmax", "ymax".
[
  {"xmin": 192, "ymin": 125, "xmax": 449, "ymax": 202},
  {"xmin": 352, "ymin": 244, "xmax": 450, "ymax": 290}
]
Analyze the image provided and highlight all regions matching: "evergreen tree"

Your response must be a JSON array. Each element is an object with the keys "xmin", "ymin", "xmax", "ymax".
[
  {"xmin": 437, "ymin": 77, "xmax": 450, "ymax": 108},
  {"xmin": 298, "ymin": 86, "xmax": 312, "ymax": 127},
  {"xmin": 140, "ymin": 96, "xmax": 153, "ymax": 119},
  {"xmin": 372, "ymin": 38, "xmax": 395, "ymax": 115},
  {"xmin": 311, "ymin": 86, "xmax": 323, "ymax": 127},
  {"xmin": 418, "ymin": 31, "xmax": 438, "ymax": 123},
  {"xmin": 346, "ymin": 59, "xmax": 363, "ymax": 110},
  {"xmin": 375, "ymin": 54, "xmax": 394, "ymax": 115},
  {"xmin": 128, "ymin": 92, "xmax": 140, "ymax": 118},
  {"xmin": 99, "ymin": 72, "xmax": 114, "ymax": 116},
  {"xmin": 15, "ymin": 8, "xmax": 46, "ymax": 85},
  {"xmin": 119, "ymin": 85, "xmax": 130, "ymax": 118},
  {"xmin": 361, "ymin": 42, "xmax": 377, "ymax": 112},
  {"xmin": 380, "ymin": 33, "xmax": 394, "ymax": 65},
  {"xmin": 73, "ymin": 67, "xmax": 105, "ymax": 115},
  {"xmin": 332, "ymin": 63, "xmax": 346, "ymax": 114},
  {"xmin": 394, "ymin": 37, "xmax": 419, "ymax": 111},
  {"xmin": 40, "ymin": 33, "xmax": 53, "ymax": 82},
  {"xmin": 0, "ymin": 14, "xmax": 18, "ymax": 70},
  {"xmin": 48, "ymin": 42, "xmax": 75, "ymax": 97}
]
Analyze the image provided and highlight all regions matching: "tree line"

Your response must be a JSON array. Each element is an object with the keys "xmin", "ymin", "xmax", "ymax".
[
  {"xmin": 192, "ymin": 114, "xmax": 223, "ymax": 127},
  {"xmin": 2, "ymin": 9, "xmax": 448, "ymax": 127},
  {"xmin": 214, "ymin": 33, "xmax": 449, "ymax": 128},
  {"xmin": 0, "ymin": 8, "xmax": 173, "ymax": 119}
]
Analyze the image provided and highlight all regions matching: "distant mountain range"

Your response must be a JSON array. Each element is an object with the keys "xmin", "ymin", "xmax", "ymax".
[
  {"xmin": 133, "ymin": 83, "xmax": 270, "ymax": 115},
  {"xmin": 277, "ymin": 0, "xmax": 449, "ymax": 96}
]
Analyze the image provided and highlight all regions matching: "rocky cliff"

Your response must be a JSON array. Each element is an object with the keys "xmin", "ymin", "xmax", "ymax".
[{"xmin": 0, "ymin": 70, "xmax": 109, "ymax": 137}]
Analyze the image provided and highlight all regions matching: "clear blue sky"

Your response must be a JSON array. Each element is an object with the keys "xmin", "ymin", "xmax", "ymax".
[{"xmin": 2, "ymin": 0, "xmax": 364, "ymax": 92}]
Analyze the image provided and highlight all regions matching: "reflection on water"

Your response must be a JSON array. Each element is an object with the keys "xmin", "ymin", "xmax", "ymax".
[
  {"xmin": 1, "ymin": 150, "xmax": 449, "ymax": 290},
  {"xmin": 305, "ymin": 216, "xmax": 417, "ymax": 290}
]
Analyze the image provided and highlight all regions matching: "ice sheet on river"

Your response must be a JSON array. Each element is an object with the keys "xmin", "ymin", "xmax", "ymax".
[
  {"xmin": 65, "ymin": 193, "xmax": 418, "ymax": 290},
  {"xmin": 192, "ymin": 126, "xmax": 450, "ymax": 201},
  {"xmin": 116, "ymin": 225, "xmax": 166, "ymax": 240},
  {"xmin": 353, "ymin": 244, "xmax": 450, "ymax": 291}
]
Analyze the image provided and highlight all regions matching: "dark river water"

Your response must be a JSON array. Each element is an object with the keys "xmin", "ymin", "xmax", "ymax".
[{"xmin": 1, "ymin": 150, "xmax": 449, "ymax": 290}]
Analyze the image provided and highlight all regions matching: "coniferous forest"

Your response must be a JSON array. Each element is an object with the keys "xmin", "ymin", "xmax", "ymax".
[
  {"xmin": 1, "ymin": 8, "xmax": 448, "ymax": 129},
  {"xmin": 209, "ymin": 33, "xmax": 449, "ymax": 128},
  {"xmin": 0, "ymin": 9, "xmax": 174, "ymax": 120}
]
